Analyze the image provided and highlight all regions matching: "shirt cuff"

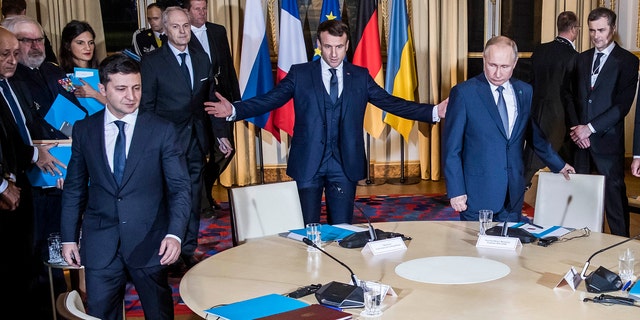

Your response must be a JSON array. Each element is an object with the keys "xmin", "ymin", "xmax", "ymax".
[
  {"xmin": 165, "ymin": 234, "xmax": 181, "ymax": 243},
  {"xmin": 432, "ymin": 107, "xmax": 440, "ymax": 122},
  {"xmin": 587, "ymin": 123, "xmax": 596, "ymax": 133},
  {"xmin": 32, "ymin": 146, "xmax": 38, "ymax": 163},
  {"xmin": 0, "ymin": 179, "xmax": 7, "ymax": 194}
]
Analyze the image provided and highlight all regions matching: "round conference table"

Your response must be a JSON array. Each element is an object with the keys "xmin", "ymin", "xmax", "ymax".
[{"xmin": 180, "ymin": 221, "xmax": 639, "ymax": 319}]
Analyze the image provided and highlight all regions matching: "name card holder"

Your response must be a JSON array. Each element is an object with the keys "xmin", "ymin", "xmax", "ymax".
[
  {"xmin": 476, "ymin": 235, "xmax": 521, "ymax": 250},
  {"xmin": 362, "ymin": 237, "xmax": 407, "ymax": 255},
  {"xmin": 555, "ymin": 266, "xmax": 582, "ymax": 291}
]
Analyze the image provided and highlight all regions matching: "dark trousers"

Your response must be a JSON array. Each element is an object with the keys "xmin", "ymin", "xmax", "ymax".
[
  {"xmin": 297, "ymin": 156, "xmax": 357, "ymax": 225},
  {"xmin": 182, "ymin": 138, "xmax": 206, "ymax": 257}
]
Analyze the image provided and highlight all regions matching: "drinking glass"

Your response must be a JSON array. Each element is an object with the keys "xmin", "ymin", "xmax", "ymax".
[
  {"xmin": 478, "ymin": 210, "xmax": 494, "ymax": 236},
  {"xmin": 306, "ymin": 223, "xmax": 322, "ymax": 252},
  {"xmin": 360, "ymin": 281, "xmax": 383, "ymax": 317}
]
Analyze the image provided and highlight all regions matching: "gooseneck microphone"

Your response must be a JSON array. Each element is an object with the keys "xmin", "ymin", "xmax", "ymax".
[
  {"xmin": 303, "ymin": 237, "xmax": 365, "ymax": 308},
  {"xmin": 579, "ymin": 234, "xmax": 640, "ymax": 293},
  {"xmin": 303, "ymin": 237, "xmax": 359, "ymax": 286},
  {"xmin": 354, "ymin": 202, "xmax": 377, "ymax": 241}
]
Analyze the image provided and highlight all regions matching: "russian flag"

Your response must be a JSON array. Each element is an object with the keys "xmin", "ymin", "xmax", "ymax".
[
  {"xmin": 384, "ymin": 0, "xmax": 418, "ymax": 142},
  {"xmin": 312, "ymin": 0, "xmax": 341, "ymax": 60},
  {"xmin": 272, "ymin": 0, "xmax": 307, "ymax": 139},
  {"xmin": 238, "ymin": 0, "xmax": 273, "ymax": 129}
]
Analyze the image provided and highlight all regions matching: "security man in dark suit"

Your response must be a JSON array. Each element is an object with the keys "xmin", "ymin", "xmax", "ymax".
[
  {"xmin": 523, "ymin": 11, "xmax": 579, "ymax": 185},
  {"xmin": 184, "ymin": 0, "xmax": 241, "ymax": 216},
  {"xmin": 569, "ymin": 7, "xmax": 639, "ymax": 237}
]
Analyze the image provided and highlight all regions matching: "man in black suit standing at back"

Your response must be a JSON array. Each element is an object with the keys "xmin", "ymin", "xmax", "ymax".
[
  {"xmin": 184, "ymin": 0, "xmax": 240, "ymax": 216},
  {"xmin": 140, "ymin": 6, "xmax": 213, "ymax": 268},
  {"xmin": 569, "ymin": 7, "xmax": 639, "ymax": 237},
  {"xmin": 523, "ymin": 11, "xmax": 579, "ymax": 185}
]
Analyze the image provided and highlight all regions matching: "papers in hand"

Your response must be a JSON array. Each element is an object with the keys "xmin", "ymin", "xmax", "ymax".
[{"xmin": 71, "ymin": 67, "xmax": 104, "ymax": 115}]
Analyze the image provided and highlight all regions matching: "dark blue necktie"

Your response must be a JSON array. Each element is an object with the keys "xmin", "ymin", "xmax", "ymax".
[
  {"xmin": 592, "ymin": 52, "xmax": 604, "ymax": 74},
  {"xmin": 179, "ymin": 52, "xmax": 192, "ymax": 89},
  {"xmin": 113, "ymin": 120, "xmax": 126, "ymax": 185},
  {"xmin": 329, "ymin": 68, "xmax": 338, "ymax": 103},
  {"xmin": 496, "ymin": 86, "xmax": 509, "ymax": 138},
  {"xmin": 0, "ymin": 79, "xmax": 30, "ymax": 144}
]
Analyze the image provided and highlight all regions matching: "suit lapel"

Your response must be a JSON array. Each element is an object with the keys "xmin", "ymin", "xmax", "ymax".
[
  {"xmin": 205, "ymin": 23, "xmax": 219, "ymax": 68},
  {"xmin": 591, "ymin": 44, "xmax": 618, "ymax": 91},
  {"xmin": 510, "ymin": 80, "xmax": 527, "ymax": 139},
  {"xmin": 160, "ymin": 45, "xmax": 192, "ymax": 93},
  {"xmin": 119, "ymin": 113, "xmax": 152, "ymax": 187},
  {"xmin": 84, "ymin": 111, "xmax": 117, "ymax": 188},
  {"xmin": 341, "ymin": 63, "xmax": 354, "ymax": 119},
  {"xmin": 477, "ymin": 75, "xmax": 508, "ymax": 138},
  {"xmin": 310, "ymin": 61, "xmax": 326, "ymax": 121}
]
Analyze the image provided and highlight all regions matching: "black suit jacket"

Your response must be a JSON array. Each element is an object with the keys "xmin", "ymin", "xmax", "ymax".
[
  {"xmin": 188, "ymin": 22, "xmax": 240, "ymax": 172},
  {"xmin": 140, "ymin": 43, "xmax": 214, "ymax": 153},
  {"xmin": 12, "ymin": 62, "xmax": 86, "ymax": 118},
  {"xmin": 530, "ymin": 37, "xmax": 577, "ymax": 148}
]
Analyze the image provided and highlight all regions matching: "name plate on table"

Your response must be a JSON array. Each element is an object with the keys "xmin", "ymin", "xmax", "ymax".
[
  {"xmin": 476, "ymin": 235, "xmax": 521, "ymax": 250},
  {"xmin": 555, "ymin": 266, "xmax": 582, "ymax": 291},
  {"xmin": 362, "ymin": 237, "xmax": 407, "ymax": 255}
]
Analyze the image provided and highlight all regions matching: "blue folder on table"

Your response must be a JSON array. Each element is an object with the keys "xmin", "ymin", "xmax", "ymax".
[
  {"xmin": 204, "ymin": 293, "xmax": 308, "ymax": 320},
  {"xmin": 71, "ymin": 67, "xmax": 104, "ymax": 115},
  {"xmin": 288, "ymin": 224, "xmax": 356, "ymax": 242}
]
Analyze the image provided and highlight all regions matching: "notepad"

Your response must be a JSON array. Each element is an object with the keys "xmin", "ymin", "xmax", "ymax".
[
  {"xmin": 204, "ymin": 294, "xmax": 309, "ymax": 320},
  {"xmin": 255, "ymin": 304, "xmax": 352, "ymax": 320},
  {"xmin": 283, "ymin": 224, "xmax": 359, "ymax": 242}
]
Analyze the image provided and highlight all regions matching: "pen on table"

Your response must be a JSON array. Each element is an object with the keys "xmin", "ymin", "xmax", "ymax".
[
  {"xmin": 622, "ymin": 280, "xmax": 633, "ymax": 291},
  {"xmin": 529, "ymin": 222, "xmax": 544, "ymax": 229}
]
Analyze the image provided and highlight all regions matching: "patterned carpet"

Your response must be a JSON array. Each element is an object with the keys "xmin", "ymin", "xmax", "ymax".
[{"xmin": 124, "ymin": 193, "xmax": 533, "ymax": 316}]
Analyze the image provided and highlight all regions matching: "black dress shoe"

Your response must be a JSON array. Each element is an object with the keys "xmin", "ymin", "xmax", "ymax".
[
  {"xmin": 211, "ymin": 199, "xmax": 223, "ymax": 210},
  {"xmin": 201, "ymin": 206, "xmax": 217, "ymax": 219}
]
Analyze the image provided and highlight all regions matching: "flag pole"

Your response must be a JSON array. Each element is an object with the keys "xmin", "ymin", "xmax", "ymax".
[
  {"xmin": 358, "ymin": 133, "xmax": 385, "ymax": 186},
  {"xmin": 386, "ymin": 137, "xmax": 420, "ymax": 185}
]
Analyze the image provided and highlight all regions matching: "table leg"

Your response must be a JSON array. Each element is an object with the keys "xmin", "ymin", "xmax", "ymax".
[{"xmin": 48, "ymin": 264, "xmax": 57, "ymax": 320}]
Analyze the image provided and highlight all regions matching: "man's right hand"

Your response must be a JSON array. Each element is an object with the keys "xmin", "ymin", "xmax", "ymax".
[
  {"xmin": 204, "ymin": 92, "xmax": 233, "ymax": 118},
  {"xmin": 0, "ymin": 181, "xmax": 21, "ymax": 211},
  {"xmin": 437, "ymin": 97, "xmax": 449, "ymax": 119},
  {"xmin": 450, "ymin": 194, "xmax": 467, "ymax": 212}
]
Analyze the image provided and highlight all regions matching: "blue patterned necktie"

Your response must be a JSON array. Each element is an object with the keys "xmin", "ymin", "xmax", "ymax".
[
  {"xmin": 329, "ymin": 68, "xmax": 338, "ymax": 103},
  {"xmin": 0, "ymin": 79, "xmax": 30, "ymax": 144},
  {"xmin": 496, "ymin": 86, "xmax": 509, "ymax": 138},
  {"xmin": 113, "ymin": 120, "xmax": 126, "ymax": 185},
  {"xmin": 179, "ymin": 52, "xmax": 192, "ymax": 89}
]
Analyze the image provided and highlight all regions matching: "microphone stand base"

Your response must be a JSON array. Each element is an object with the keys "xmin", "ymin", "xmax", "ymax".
[
  {"xmin": 386, "ymin": 176, "xmax": 421, "ymax": 185},
  {"xmin": 357, "ymin": 178, "xmax": 386, "ymax": 186}
]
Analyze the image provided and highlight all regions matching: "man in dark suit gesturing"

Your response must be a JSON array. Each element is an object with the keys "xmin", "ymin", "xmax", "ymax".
[
  {"xmin": 523, "ymin": 11, "xmax": 579, "ymax": 185},
  {"xmin": 140, "ymin": 6, "xmax": 212, "ymax": 267},
  {"xmin": 443, "ymin": 36, "xmax": 574, "ymax": 222},
  {"xmin": 569, "ymin": 7, "xmax": 639, "ymax": 237},
  {"xmin": 60, "ymin": 54, "xmax": 191, "ymax": 320},
  {"xmin": 206, "ymin": 20, "xmax": 447, "ymax": 225}
]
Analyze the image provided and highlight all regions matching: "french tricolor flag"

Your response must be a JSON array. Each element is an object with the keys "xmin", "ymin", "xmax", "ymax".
[
  {"xmin": 238, "ymin": 0, "xmax": 273, "ymax": 130},
  {"xmin": 270, "ymin": 0, "xmax": 307, "ymax": 140}
]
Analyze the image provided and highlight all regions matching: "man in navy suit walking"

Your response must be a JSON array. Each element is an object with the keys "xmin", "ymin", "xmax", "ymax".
[
  {"xmin": 205, "ymin": 19, "xmax": 447, "ymax": 225},
  {"xmin": 444, "ymin": 36, "xmax": 574, "ymax": 222},
  {"xmin": 61, "ymin": 54, "xmax": 191, "ymax": 320}
]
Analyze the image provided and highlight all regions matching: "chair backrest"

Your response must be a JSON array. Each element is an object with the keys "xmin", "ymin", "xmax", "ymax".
[
  {"xmin": 228, "ymin": 181, "xmax": 305, "ymax": 245},
  {"xmin": 533, "ymin": 172, "xmax": 605, "ymax": 232},
  {"xmin": 56, "ymin": 290, "xmax": 101, "ymax": 320}
]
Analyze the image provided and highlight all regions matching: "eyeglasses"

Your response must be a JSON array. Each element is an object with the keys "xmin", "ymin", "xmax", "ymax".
[{"xmin": 17, "ymin": 37, "xmax": 45, "ymax": 45}]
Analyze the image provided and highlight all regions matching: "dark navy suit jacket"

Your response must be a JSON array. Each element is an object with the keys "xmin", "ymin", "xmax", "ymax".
[
  {"xmin": 60, "ymin": 110, "xmax": 190, "ymax": 269},
  {"xmin": 443, "ymin": 74, "xmax": 565, "ymax": 219},
  {"xmin": 233, "ymin": 59, "xmax": 437, "ymax": 182}
]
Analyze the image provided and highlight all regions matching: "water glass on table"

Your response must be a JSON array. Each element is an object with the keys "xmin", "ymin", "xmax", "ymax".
[
  {"xmin": 47, "ymin": 232, "xmax": 64, "ymax": 264},
  {"xmin": 478, "ymin": 210, "xmax": 494, "ymax": 236},
  {"xmin": 360, "ymin": 280, "xmax": 383, "ymax": 318},
  {"xmin": 305, "ymin": 223, "xmax": 322, "ymax": 252},
  {"xmin": 619, "ymin": 248, "xmax": 636, "ymax": 283}
]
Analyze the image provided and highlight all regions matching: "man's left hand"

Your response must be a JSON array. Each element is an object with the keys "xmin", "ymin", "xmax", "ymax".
[{"xmin": 559, "ymin": 164, "xmax": 575, "ymax": 180}]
